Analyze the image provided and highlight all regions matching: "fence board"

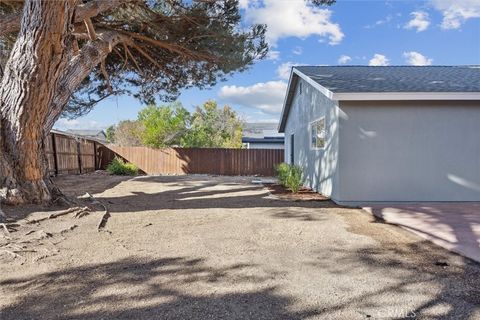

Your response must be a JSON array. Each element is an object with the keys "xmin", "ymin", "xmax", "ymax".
[
  {"xmin": 108, "ymin": 146, "xmax": 283, "ymax": 176},
  {"xmin": 44, "ymin": 132, "xmax": 105, "ymax": 176},
  {"xmin": 43, "ymin": 132, "xmax": 283, "ymax": 177}
]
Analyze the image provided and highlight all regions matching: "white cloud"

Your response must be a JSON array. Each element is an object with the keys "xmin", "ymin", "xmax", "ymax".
[
  {"xmin": 276, "ymin": 62, "xmax": 301, "ymax": 80},
  {"xmin": 365, "ymin": 14, "xmax": 393, "ymax": 29},
  {"xmin": 218, "ymin": 81, "xmax": 287, "ymax": 114},
  {"xmin": 338, "ymin": 55, "xmax": 352, "ymax": 65},
  {"xmin": 292, "ymin": 46, "xmax": 303, "ymax": 55},
  {"xmin": 430, "ymin": 0, "xmax": 480, "ymax": 29},
  {"xmin": 54, "ymin": 118, "xmax": 104, "ymax": 130},
  {"xmin": 404, "ymin": 11, "xmax": 430, "ymax": 32},
  {"xmin": 403, "ymin": 51, "xmax": 433, "ymax": 66},
  {"xmin": 238, "ymin": 0, "xmax": 250, "ymax": 9},
  {"xmin": 242, "ymin": 116, "xmax": 280, "ymax": 123},
  {"xmin": 369, "ymin": 54, "xmax": 389, "ymax": 66},
  {"xmin": 243, "ymin": 0, "xmax": 344, "ymax": 46},
  {"xmin": 266, "ymin": 50, "xmax": 280, "ymax": 61}
]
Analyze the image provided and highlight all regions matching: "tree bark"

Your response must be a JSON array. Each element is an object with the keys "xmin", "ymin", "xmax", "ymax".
[
  {"xmin": 45, "ymin": 31, "xmax": 128, "ymax": 132},
  {"xmin": 0, "ymin": 0, "xmax": 77, "ymax": 204},
  {"xmin": 0, "ymin": 0, "xmax": 125, "ymax": 37}
]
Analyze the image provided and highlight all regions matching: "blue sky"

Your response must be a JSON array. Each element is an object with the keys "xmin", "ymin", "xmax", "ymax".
[{"xmin": 55, "ymin": 0, "xmax": 480, "ymax": 130}]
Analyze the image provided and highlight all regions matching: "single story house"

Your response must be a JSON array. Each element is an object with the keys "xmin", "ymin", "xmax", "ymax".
[
  {"xmin": 243, "ymin": 122, "xmax": 284, "ymax": 149},
  {"xmin": 279, "ymin": 66, "xmax": 480, "ymax": 205},
  {"xmin": 66, "ymin": 129, "xmax": 107, "ymax": 142},
  {"xmin": 242, "ymin": 137, "xmax": 284, "ymax": 149}
]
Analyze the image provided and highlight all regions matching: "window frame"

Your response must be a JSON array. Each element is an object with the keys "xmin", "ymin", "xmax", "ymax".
[{"xmin": 309, "ymin": 116, "xmax": 326, "ymax": 150}]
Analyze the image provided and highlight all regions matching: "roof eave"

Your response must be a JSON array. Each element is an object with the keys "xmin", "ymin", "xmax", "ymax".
[
  {"xmin": 333, "ymin": 92, "xmax": 480, "ymax": 100},
  {"xmin": 278, "ymin": 70, "xmax": 295, "ymax": 133},
  {"xmin": 278, "ymin": 68, "xmax": 480, "ymax": 133},
  {"xmin": 278, "ymin": 68, "xmax": 336, "ymax": 133}
]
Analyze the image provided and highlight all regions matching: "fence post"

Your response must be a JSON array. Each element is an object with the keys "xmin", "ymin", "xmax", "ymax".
[
  {"xmin": 77, "ymin": 141, "xmax": 82, "ymax": 174},
  {"xmin": 93, "ymin": 141, "xmax": 98, "ymax": 170},
  {"xmin": 51, "ymin": 133, "xmax": 59, "ymax": 175}
]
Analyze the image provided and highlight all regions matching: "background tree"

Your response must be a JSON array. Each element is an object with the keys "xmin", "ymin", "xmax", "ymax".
[
  {"xmin": 112, "ymin": 120, "xmax": 144, "ymax": 147},
  {"xmin": 138, "ymin": 102, "xmax": 189, "ymax": 148},
  {"xmin": 182, "ymin": 101, "xmax": 243, "ymax": 148},
  {"xmin": 105, "ymin": 125, "xmax": 116, "ymax": 143}
]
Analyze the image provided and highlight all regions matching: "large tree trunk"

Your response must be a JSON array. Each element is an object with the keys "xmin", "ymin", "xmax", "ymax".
[{"xmin": 0, "ymin": 0, "xmax": 77, "ymax": 204}]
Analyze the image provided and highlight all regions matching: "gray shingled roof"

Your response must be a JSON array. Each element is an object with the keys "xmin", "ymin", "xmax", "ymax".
[
  {"xmin": 295, "ymin": 66, "xmax": 480, "ymax": 93},
  {"xmin": 279, "ymin": 66, "xmax": 480, "ymax": 133},
  {"xmin": 243, "ymin": 122, "xmax": 283, "ymax": 139},
  {"xmin": 67, "ymin": 129, "xmax": 105, "ymax": 136}
]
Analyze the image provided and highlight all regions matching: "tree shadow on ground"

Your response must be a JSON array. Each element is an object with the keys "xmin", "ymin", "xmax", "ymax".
[
  {"xmin": 312, "ymin": 242, "xmax": 479, "ymax": 319},
  {"xmin": 370, "ymin": 204, "xmax": 480, "ymax": 264},
  {"xmin": 2, "ymin": 176, "xmax": 480, "ymax": 319},
  {"xmin": 3, "ymin": 175, "xmax": 340, "ymax": 222},
  {"xmin": 310, "ymin": 210, "xmax": 480, "ymax": 319},
  {"xmin": 1, "ymin": 174, "xmax": 130, "ymax": 222},
  {"xmin": 96, "ymin": 175, "xmax": 341, "ymax": 214},
  {"xmin": 0, "ymin": 256, "xmax": 319, "ymax": 320}
]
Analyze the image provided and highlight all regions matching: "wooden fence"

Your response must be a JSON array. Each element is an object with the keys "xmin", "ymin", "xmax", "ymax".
[
  {"xmin": 109, "ymin": 146, "xmax": 284, "ymax": 176},
  {"xmin": 45, "ymin": 132, "xmax": 112, "ymax": 176},
  {"xmin": 44, "ymin": 132, "xmax": 284, "ymax": 177}
]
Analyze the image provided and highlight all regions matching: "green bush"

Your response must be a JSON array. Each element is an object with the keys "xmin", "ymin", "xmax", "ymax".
[
  {"xmin": 106, "ymin": 157, "xmax": 139, "ymax": 175},
  {"xmin": 275, "ymin": 162, "xmax": 290, "ymax": 186},
  {"xmin": 275, "ymin": 162, "xmax": 303, "ymax": 193},
  {"xmin": 285, "ymin": 165, "xmax": 303, "ymax": 193}
]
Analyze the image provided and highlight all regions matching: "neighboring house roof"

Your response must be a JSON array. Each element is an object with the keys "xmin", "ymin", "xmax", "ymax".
[
  {"xmin": 67, "ymin": 129, "xmax": 106, "ymax": 136},
  {"xmin": 50, "ymin": 129, "xmax": 105, "ymax": 143},
  {"xmin": 243, "ymin": 122, "xmax": 284, "ymax": 139},
  {"xmin": 66, "ymin": 129, "xmax": 107, "ymax": 141},
  {"xmin": 242, "ymin": 136, "xmax": 284, "ymax": 144},
  {"xmin": 279, "ymin": 66, "xmax": 480, "ymax": 132},
  {"xmin": 51, "ymin": 129, "xmax": 106, "ymax": 142}
]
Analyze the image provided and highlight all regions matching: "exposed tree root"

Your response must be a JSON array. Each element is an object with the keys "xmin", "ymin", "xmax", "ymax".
[
  {"xmin": 0, "ymin": 223, "xmax": 10, "ymax": 235},
  {"xmin": 0, "ymin": 249, "xmax": 22, "ymax": 259},
  {"xmin": 50, "ymin": 188, "xmax": 81, "ymax": 207},
  {"xmin": 73, "ymin": 210, "xmax": 90, "ymax": 218},
  {"xmin": 95, "ymin": 197, "xmax": 110, "ymax": 231},
  {"xmin": 26, "ymin": 206, "xmax": 90, "ymax": 224},
  {"xmin": 60, "ymin": 225, "xmax": 78, "ymax": 235},
  {"xmin": 0, "ymin": 208, "xmax": 6, "ymax": 223},
  {"xmin": 1, "ymin": 189, "xmax": 110, "ymax": 264},
  {"xmin": 79, "ymin": 192, "xmax": 111, "ymax": 231},
  {"xmin": 97, "ymin": 210, "xmax": 110, "ymax": 231}
]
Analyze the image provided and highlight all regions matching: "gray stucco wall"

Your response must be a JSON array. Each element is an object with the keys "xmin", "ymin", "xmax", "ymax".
[
  {"xmin": 245, "ymin": 142, "xmax": 284, "ymax": 149},
  {"xmin": 337, "ymin": 100, "xmax": 480, "ymax": 203},
  {"xmin": 284, "ymin": 78, "xmax": 340, "ymax": 198}
]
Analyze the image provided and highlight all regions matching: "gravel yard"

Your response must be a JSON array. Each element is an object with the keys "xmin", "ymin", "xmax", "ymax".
[{"xmin": 1, "ymin": 174, "xmax": 479, "ymax": 319}]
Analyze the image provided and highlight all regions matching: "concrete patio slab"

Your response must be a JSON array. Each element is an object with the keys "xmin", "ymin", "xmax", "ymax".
[{"xmin": 364, "ymin": 203, "xmax": 480, "ymax": 262}]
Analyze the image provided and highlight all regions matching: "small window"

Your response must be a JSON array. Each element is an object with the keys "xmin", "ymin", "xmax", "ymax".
[
  {"xmin": 310, "ymin": 117, "xmax": 326, "ymax": 149},
  {"xmin": 299, "ymin": 82, "xmax": 302, "ymax": 94}
]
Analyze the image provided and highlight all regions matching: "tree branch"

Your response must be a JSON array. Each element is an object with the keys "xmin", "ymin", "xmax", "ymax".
[
  {"xmin": 118, "ymin": 30, "xmax": 217, "ymax": 62},
  {"xmin": 44, "ymin": 30, "xmax": 128, "ymax": 132},
  {"xmin": 100, "ymin": 59, "xmax": 113, "ymax": 94},
  {"xmin": 124, "ymin": 44, "xmax": 144, "ymax": 77},
  {"xmin": 129, "ymin": 42, "xmax": 162, "ymax": 69},
  {"xmin": 84, "ymin": 17, "xmax": 97, "ymax": 40},
  {"xmin": 72, "ymin": 39, "xmax": 80, "ymax": 55},
  {"xmin": 0, "ymin": 0, "xmax": 127, "ymax": 36}
]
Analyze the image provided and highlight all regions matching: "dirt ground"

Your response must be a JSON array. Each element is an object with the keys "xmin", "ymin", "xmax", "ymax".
[{"xmin": 1, "ymin": 173, "xmax": 479, "ymax": 320}]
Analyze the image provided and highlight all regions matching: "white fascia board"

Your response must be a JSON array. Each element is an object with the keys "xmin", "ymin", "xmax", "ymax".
[
  {"xmin": 292, "ymin": 69, "xmax": 480, "ymax": 101},
  {"xmin": 278, "ymin": 70, "xmax": 296, "ymax": 133},
  {"xmin": 334, "ymin": 92, "xmax": 480, "ymax": 101}
]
